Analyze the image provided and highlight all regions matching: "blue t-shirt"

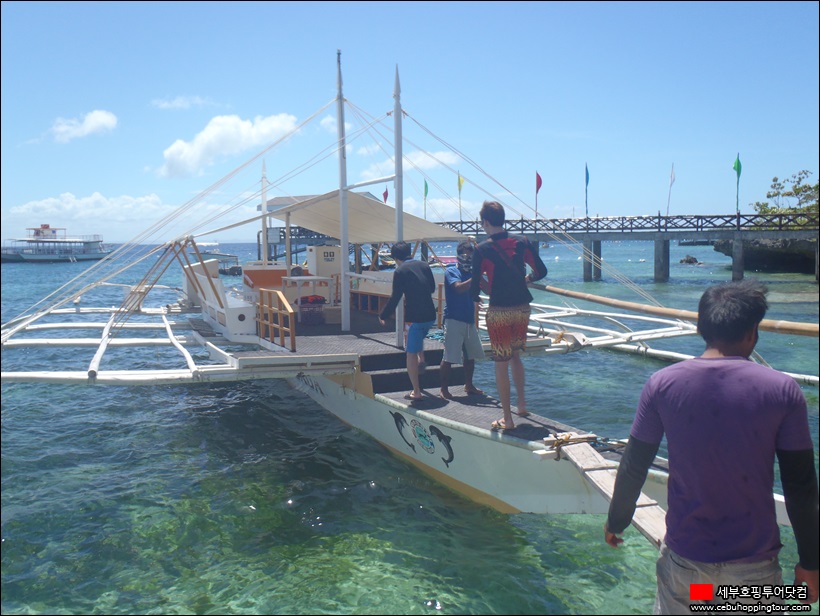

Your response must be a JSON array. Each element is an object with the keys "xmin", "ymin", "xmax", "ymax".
[
  {"xmin": 630, "ymin": 356, "xmax": 812, "ymax": 564},
  {"xmin": 444, "ymin": 265, "xmax": 475, "ymax": 323}
]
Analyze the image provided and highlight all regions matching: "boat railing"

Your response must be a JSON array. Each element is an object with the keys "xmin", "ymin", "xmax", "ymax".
[
  {"xmin": 347, "ymin": 272, "xmax": 448, "ymax": 327},
  {"xmin": 257, "ymin": 288, "xmax": 296, "ymax": 351}
]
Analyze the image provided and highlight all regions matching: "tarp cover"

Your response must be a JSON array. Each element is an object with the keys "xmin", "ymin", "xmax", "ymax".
[{"xmin": 266, "ymin": 190, "xmax": 464, "ymax": 244}]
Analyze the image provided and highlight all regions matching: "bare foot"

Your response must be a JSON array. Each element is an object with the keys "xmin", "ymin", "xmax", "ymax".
[
  {"xmin": 516, "ymin": 410, "xmax": 531, "ymax": 417},
  {"xmin": 491, "ymin": 418, "xmax": 514, "ymax": 431},
  {"xmin": 439, "ymin": 389, "xmax": 453, "ymax": 399},
  {"xmin": 464, "ymin": 386, "xmax": 484, "ymax": 395}
]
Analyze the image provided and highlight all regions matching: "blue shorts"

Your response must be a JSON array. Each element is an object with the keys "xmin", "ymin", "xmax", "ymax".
[{"xmin": 405, "ymin": 321, "xmax": 434, "ymax": 354}]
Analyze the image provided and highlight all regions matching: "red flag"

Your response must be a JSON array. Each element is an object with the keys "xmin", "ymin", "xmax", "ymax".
[
  {"xmin": 383, "ymin": 186, "xmax": 388, "ymax": 203},
  {"xmin": 536, "ymin": 171, "xmax": 543, "ymax": 195}
]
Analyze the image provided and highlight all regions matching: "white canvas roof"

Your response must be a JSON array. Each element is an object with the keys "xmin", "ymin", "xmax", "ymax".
[{"xmin": 265, "ymin": 190, "xmax": 465, "ymax": 244}]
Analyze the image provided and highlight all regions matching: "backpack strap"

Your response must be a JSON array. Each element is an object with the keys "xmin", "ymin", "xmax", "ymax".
[{"xmin": 488, "ymin": 238, "xmax": 522, "ymax": 274}]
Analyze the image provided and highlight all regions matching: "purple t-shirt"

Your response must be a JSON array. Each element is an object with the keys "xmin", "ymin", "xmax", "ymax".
[{"xmin": 631, "ymin": 356, "xmax": 812, "ymax": 564}]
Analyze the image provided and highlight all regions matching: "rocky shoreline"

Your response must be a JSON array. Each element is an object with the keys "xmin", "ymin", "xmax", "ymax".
[{"xmin": 712, "ymin": 238, "xmax": 816, "ymax": 274}]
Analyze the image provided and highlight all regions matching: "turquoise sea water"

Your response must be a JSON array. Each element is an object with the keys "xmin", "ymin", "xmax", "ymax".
[{"xmin": 2, "ymin": 240, "xmax": 818, "ymax": 615}]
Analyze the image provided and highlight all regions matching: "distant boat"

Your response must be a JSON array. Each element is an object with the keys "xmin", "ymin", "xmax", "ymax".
[
  {"xmin": 0, "ymin": 224, "xmax": 111, "ymax": 263},
  {"xmin": 678, "ymin": 239, "xmax": 714, "ymax": 246},
  {"xmin": 216, "ymin": 254, "xmax": 243, "ymax": 276},
  {"xmin": 188, "ymin": 247, "xmax": 242, "ymax": 276}
]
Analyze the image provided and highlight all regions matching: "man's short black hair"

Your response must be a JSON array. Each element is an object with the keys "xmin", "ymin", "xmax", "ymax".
[
  {"xmin": 456, "ymin": 240, "xmax": 474, "ymax": 255},
  {"xmin": 697, "ymin": 279, "xmax": 768, "ymax": 345},
  {"xmin": 390, "ymin": 241, "xmax": 412, "ymax": 262}
]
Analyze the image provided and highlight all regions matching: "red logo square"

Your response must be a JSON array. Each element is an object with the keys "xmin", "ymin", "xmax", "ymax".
[{"xmin": 690, "ymin": 583, "xmax": 713, "ymax": 601}]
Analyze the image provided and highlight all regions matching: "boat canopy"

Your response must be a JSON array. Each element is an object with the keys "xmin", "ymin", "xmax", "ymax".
[{"xmin": 266, "ymin": 190, "xmax": 465, "ymax": 244}]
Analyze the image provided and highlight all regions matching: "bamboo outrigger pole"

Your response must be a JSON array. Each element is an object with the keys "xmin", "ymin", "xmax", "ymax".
[{"xmin": 532, "ymin": 283, "xmax": 819, "ymax": 338}]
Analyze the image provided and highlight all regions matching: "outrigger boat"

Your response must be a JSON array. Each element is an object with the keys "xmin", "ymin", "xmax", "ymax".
[{"xmin": 2, "ymin": 56, "xmax": 817, "ymax": 548}]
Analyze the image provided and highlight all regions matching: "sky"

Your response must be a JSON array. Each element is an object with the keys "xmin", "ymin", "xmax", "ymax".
[{"xmin": 2, "ymin": 1, "xmax": 818, "ymax": 244}]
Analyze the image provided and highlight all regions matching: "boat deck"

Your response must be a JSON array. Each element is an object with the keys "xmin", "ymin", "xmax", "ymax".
[
  {"xmin": 227, "ymin": 308, "xmax": 582, "ymax": 439},
  {"xmin": 380, "ymin": 386, "xmax": 576, "ymax": 441},
  {"xmin": 272, "ymin": 309, "xmax": 640, "ymax": 462}
]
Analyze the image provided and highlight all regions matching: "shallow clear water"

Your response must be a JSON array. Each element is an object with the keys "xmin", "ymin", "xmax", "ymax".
[{"xmin": 2, "ymin": 240, "xmax": 817, "ymax": 615}]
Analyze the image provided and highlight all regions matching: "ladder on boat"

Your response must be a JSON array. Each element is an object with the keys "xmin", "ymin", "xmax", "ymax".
[{"xmin": 542, "ymin": 433, "xmax": 667, "ymax": 548}]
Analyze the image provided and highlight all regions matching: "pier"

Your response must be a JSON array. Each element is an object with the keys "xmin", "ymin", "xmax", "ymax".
[
  {"xmin": 277, "ymin": 212, "xmax": 818, "ymax": 282},
  {"xmin": 440, "ymin": 212, "xmax": 818, "ymax": 282}
]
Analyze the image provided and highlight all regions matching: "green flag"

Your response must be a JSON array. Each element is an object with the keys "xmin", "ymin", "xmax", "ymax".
[
  {"xmin": 733, "ymin": 153, "xmax": 742, "ymax": 214},
  {"xmin": 424, "ymin": 179, "xmax": 428, "ymax": 199}
]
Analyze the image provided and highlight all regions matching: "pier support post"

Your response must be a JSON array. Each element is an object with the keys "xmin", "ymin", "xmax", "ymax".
[
  {"xmin": 582, "ymin": 238, "xmax": 602, "ymax": 281},
  {"xmin": 354, "ymin": 244, "xmax": 362, "ymax": 274},
  {"xmin": 732, "ymin": 235, "xmax": 744, "ymax": 281},
  {"xmin": 654, "ymin": 239, "xmax": 669, "ymax": 282},
  {"xmin": 592, "ymin": 240, "xmax": 601, "ymax": 280}
]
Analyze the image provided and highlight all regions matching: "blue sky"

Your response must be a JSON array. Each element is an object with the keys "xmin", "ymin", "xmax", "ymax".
[{"xmin": 2, "ymin": 1, "xmax": 818, "ymax": 243}]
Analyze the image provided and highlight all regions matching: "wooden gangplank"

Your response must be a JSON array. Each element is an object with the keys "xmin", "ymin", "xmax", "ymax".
[{"xmin": 549, "ymin": 435, "xmax": 666, "ymax": 548}]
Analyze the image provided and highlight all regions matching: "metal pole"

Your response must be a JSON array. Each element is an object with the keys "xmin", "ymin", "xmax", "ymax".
[{"xmin": 337, "ymin": 51, "xmax": 351, "ymax": 331}]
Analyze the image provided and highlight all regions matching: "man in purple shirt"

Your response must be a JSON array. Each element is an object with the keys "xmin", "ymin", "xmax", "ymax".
[{"xmin": 604, "ymin": 280, "xmax": 818, "ymax": 613}]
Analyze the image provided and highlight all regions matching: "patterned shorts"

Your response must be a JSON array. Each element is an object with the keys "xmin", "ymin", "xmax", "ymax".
[{"xmin": 485, "ymin": 304, "xmax": 530, "ymax": 361}]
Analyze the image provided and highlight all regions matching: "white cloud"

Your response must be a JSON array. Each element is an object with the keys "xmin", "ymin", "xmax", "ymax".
[
  {"xmin": 151, "ymin": 96, "xmax": 213, "ymax": 110},
  {"xmin": 356, "ymin": 143, "xmax": 383, "ymax": 157},
  {"xmin": 51, "ymin": 110, "xmax": 118, "ymax": 143},
  {"xmin": 158, "ymin": 113, "xmax": 299, "ymax": 178},
  {"xmin": 320, "ymin": 115, "xmax": 336, "ymax": 133},
  {"xmin": 406, "ymin": 149, "xmax": 460, "ymax": 170},
  {"xmin": 6, "ymin": 191, "xmax": 259, "ymax": 243},
  {"xmin": 10, "ymin": 192, "xmax": 168, "ymax": 223},
  {"xmin": 358, "ymin": 149, "xmax": 460, "ymax": 182}
]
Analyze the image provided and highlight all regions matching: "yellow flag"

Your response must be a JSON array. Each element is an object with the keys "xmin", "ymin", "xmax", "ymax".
[{"xmin": 458, "ymin": 172, "xmax": 465, "ymax": 194}]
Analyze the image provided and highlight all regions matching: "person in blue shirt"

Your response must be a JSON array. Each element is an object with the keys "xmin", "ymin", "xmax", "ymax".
[{"xmin": 439, "ymin": 240, "xmax": 485, "ymax": 399}]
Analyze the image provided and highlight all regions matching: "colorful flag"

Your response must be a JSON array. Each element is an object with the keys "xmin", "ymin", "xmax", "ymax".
[
  {"xmin": 383, "ymin": 186, "xmax": 388, "ymax": 203},
  {"xmin": 458, "ymin": 172, "xmax": 465, "ymax": 194},
  {"xmin": 424, "ymin": 179, "xmax": 428, "ymax": 199},
  {"xmin": 733, "ymin": 154, "xmax": 742, "ymax": 214},
  {"xmin": 585, "ymin": 163, "xmax": 589, "ymax": 188},
  {"xmin": 536, "ymin": 171, "xmax": 542, "ymax": 195},
  {"xmin": 666, "ymin": 163, "xmax": 675, "ymax": 216},
  {"xmin": 585, "ymin": 163, "xmax": 589, "ymax": 217}
]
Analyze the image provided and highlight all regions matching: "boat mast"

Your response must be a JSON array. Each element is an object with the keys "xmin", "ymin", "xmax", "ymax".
[
  {"xmin": 336, "ymin": 50, "xmax": 351, "ymax": 331},
  {"xmin": 394, "ymin": 66, "xmax": 403, "ymax": 242},
  {"xmin": 261, "ymin": 161, "xmax": 269, "ymax": 265},
  {"xmin": 393, "ymin": 66, "xmax": 404, "ymax": 346}
]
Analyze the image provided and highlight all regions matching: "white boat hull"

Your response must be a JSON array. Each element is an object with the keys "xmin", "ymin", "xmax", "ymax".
[{"xmin": 290, "ymin": 372, "xmax": 613, "ymax": 515}]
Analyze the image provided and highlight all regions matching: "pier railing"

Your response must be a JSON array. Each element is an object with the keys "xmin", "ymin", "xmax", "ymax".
[
  {"xmin": 280, "ymin": 212, "xmax": 818, "ymax": 243},
  {"xmin": 439, "ymin": 212, "xmax": 819, "ymax": 235}
]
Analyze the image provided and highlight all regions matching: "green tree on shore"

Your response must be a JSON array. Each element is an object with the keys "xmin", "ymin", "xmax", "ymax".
[{"xmin": 751, "ymin": 170, "xmax": 818, "ymax": 214}]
